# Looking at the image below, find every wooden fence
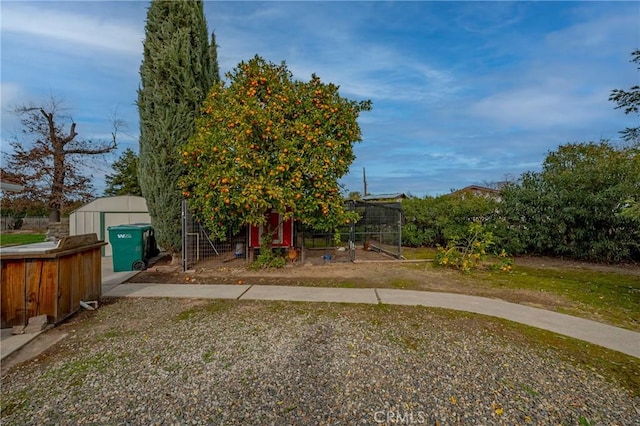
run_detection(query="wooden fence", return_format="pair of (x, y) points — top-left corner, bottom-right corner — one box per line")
(0, 234), (106, 328)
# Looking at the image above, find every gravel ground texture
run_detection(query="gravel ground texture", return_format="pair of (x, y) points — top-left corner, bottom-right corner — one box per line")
(2, 297), (639, 425)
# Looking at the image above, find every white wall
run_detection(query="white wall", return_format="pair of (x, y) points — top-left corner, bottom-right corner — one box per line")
(69, 196), (151, 256)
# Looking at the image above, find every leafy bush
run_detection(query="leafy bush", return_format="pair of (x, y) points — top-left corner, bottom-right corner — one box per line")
(402, 193), (500, 247)
(491, 250), (513, 272)
(501, 141), (640, 262)
(249, 247), (287, 269)
(403, 141), (639, 263)
(434, 222), (487, 272)
(434, 221), (514, 273)
(402, 223), (435, 247)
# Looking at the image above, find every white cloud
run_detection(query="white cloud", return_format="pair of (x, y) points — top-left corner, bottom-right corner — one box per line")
(468, 86), (610, 129)
(464, 6), (634, 132)
(453, 2), (525, 35)
(544, 8), (639, 53)
(209, 2), (460, 104)
(0, 82), (24, 111)
(0, 82), (27, 143)
(1, 3), (143, 56)
(284, 47), (458, 105)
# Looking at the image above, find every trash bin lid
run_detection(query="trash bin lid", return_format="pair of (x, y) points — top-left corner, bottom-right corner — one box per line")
(107, 223), (153, 231)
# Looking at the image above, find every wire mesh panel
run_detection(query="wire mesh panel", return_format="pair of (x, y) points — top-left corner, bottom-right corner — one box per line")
(349, 200), (403, 259)
(301, 200), (403, 261)
(181, 200), (246, 271)
(297, 223), (352, 263)
(299, 226), (351, 249)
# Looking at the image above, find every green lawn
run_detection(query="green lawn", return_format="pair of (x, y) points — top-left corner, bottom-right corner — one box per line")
(402, 246), (438, 259)
(0, 233), (46, 247)
(401, 247), (639, 330)
(469, 263), (640, 330)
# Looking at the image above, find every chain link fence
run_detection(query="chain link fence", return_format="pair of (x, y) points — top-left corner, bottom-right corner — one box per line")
(1, 216), (50, 231)
(181, 200), (246, 271)
(348, 200), (403, 260)
(297, 200), (403, 262)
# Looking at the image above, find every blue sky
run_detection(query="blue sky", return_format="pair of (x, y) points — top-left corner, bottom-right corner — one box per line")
(1, 1), (638, 197)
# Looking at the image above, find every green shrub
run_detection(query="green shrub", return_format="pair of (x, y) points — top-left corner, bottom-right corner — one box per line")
(249, 247), (287, 269)
(434, 221), (513, 273)
(402, 193), (501, 247)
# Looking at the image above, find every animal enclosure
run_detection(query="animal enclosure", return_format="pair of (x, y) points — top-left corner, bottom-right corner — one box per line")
(181, 199), (404, 271)
(347, 200), (404, 260)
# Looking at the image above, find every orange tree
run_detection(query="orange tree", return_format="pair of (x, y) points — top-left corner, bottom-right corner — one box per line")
(180, 56), (371, 241)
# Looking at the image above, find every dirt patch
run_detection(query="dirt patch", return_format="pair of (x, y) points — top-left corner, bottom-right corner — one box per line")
(130, 247), (401, 286)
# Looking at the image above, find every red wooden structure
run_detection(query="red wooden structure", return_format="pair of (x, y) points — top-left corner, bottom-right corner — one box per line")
(249, 211), (294, 249)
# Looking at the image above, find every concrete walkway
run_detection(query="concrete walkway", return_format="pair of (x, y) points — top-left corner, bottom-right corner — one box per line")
(104, 283), (640, 358)
(3, 256), (638, 363)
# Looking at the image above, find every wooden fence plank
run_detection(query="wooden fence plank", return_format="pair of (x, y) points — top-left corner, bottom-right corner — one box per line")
(24, 259), (59, 323)
(57, 257), (71, 322)
(1, 261), (26, 327)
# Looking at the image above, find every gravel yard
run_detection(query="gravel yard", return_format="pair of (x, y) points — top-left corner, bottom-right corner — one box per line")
(2, 297), (638, 425)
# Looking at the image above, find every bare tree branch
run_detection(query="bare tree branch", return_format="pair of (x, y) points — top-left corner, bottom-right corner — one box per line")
(65, 144), (116, 155)
(4, 98), (117, 222)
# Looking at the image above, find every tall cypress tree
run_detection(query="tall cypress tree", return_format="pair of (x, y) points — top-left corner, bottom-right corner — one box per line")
(209, 31), (221, 83)
(137, 0), (219, 262)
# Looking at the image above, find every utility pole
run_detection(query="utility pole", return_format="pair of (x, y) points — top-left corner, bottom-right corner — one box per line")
(363, 167), (368, 196)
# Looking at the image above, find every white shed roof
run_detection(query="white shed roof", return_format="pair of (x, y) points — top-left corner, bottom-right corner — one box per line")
(0, 181), (24, 192)
(73, 195), (149, 213)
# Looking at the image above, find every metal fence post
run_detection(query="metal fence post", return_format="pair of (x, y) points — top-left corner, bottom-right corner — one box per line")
(181, 200), (187, 272)
(398, 209), (403, 258)
(349, 200), (356, 261)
